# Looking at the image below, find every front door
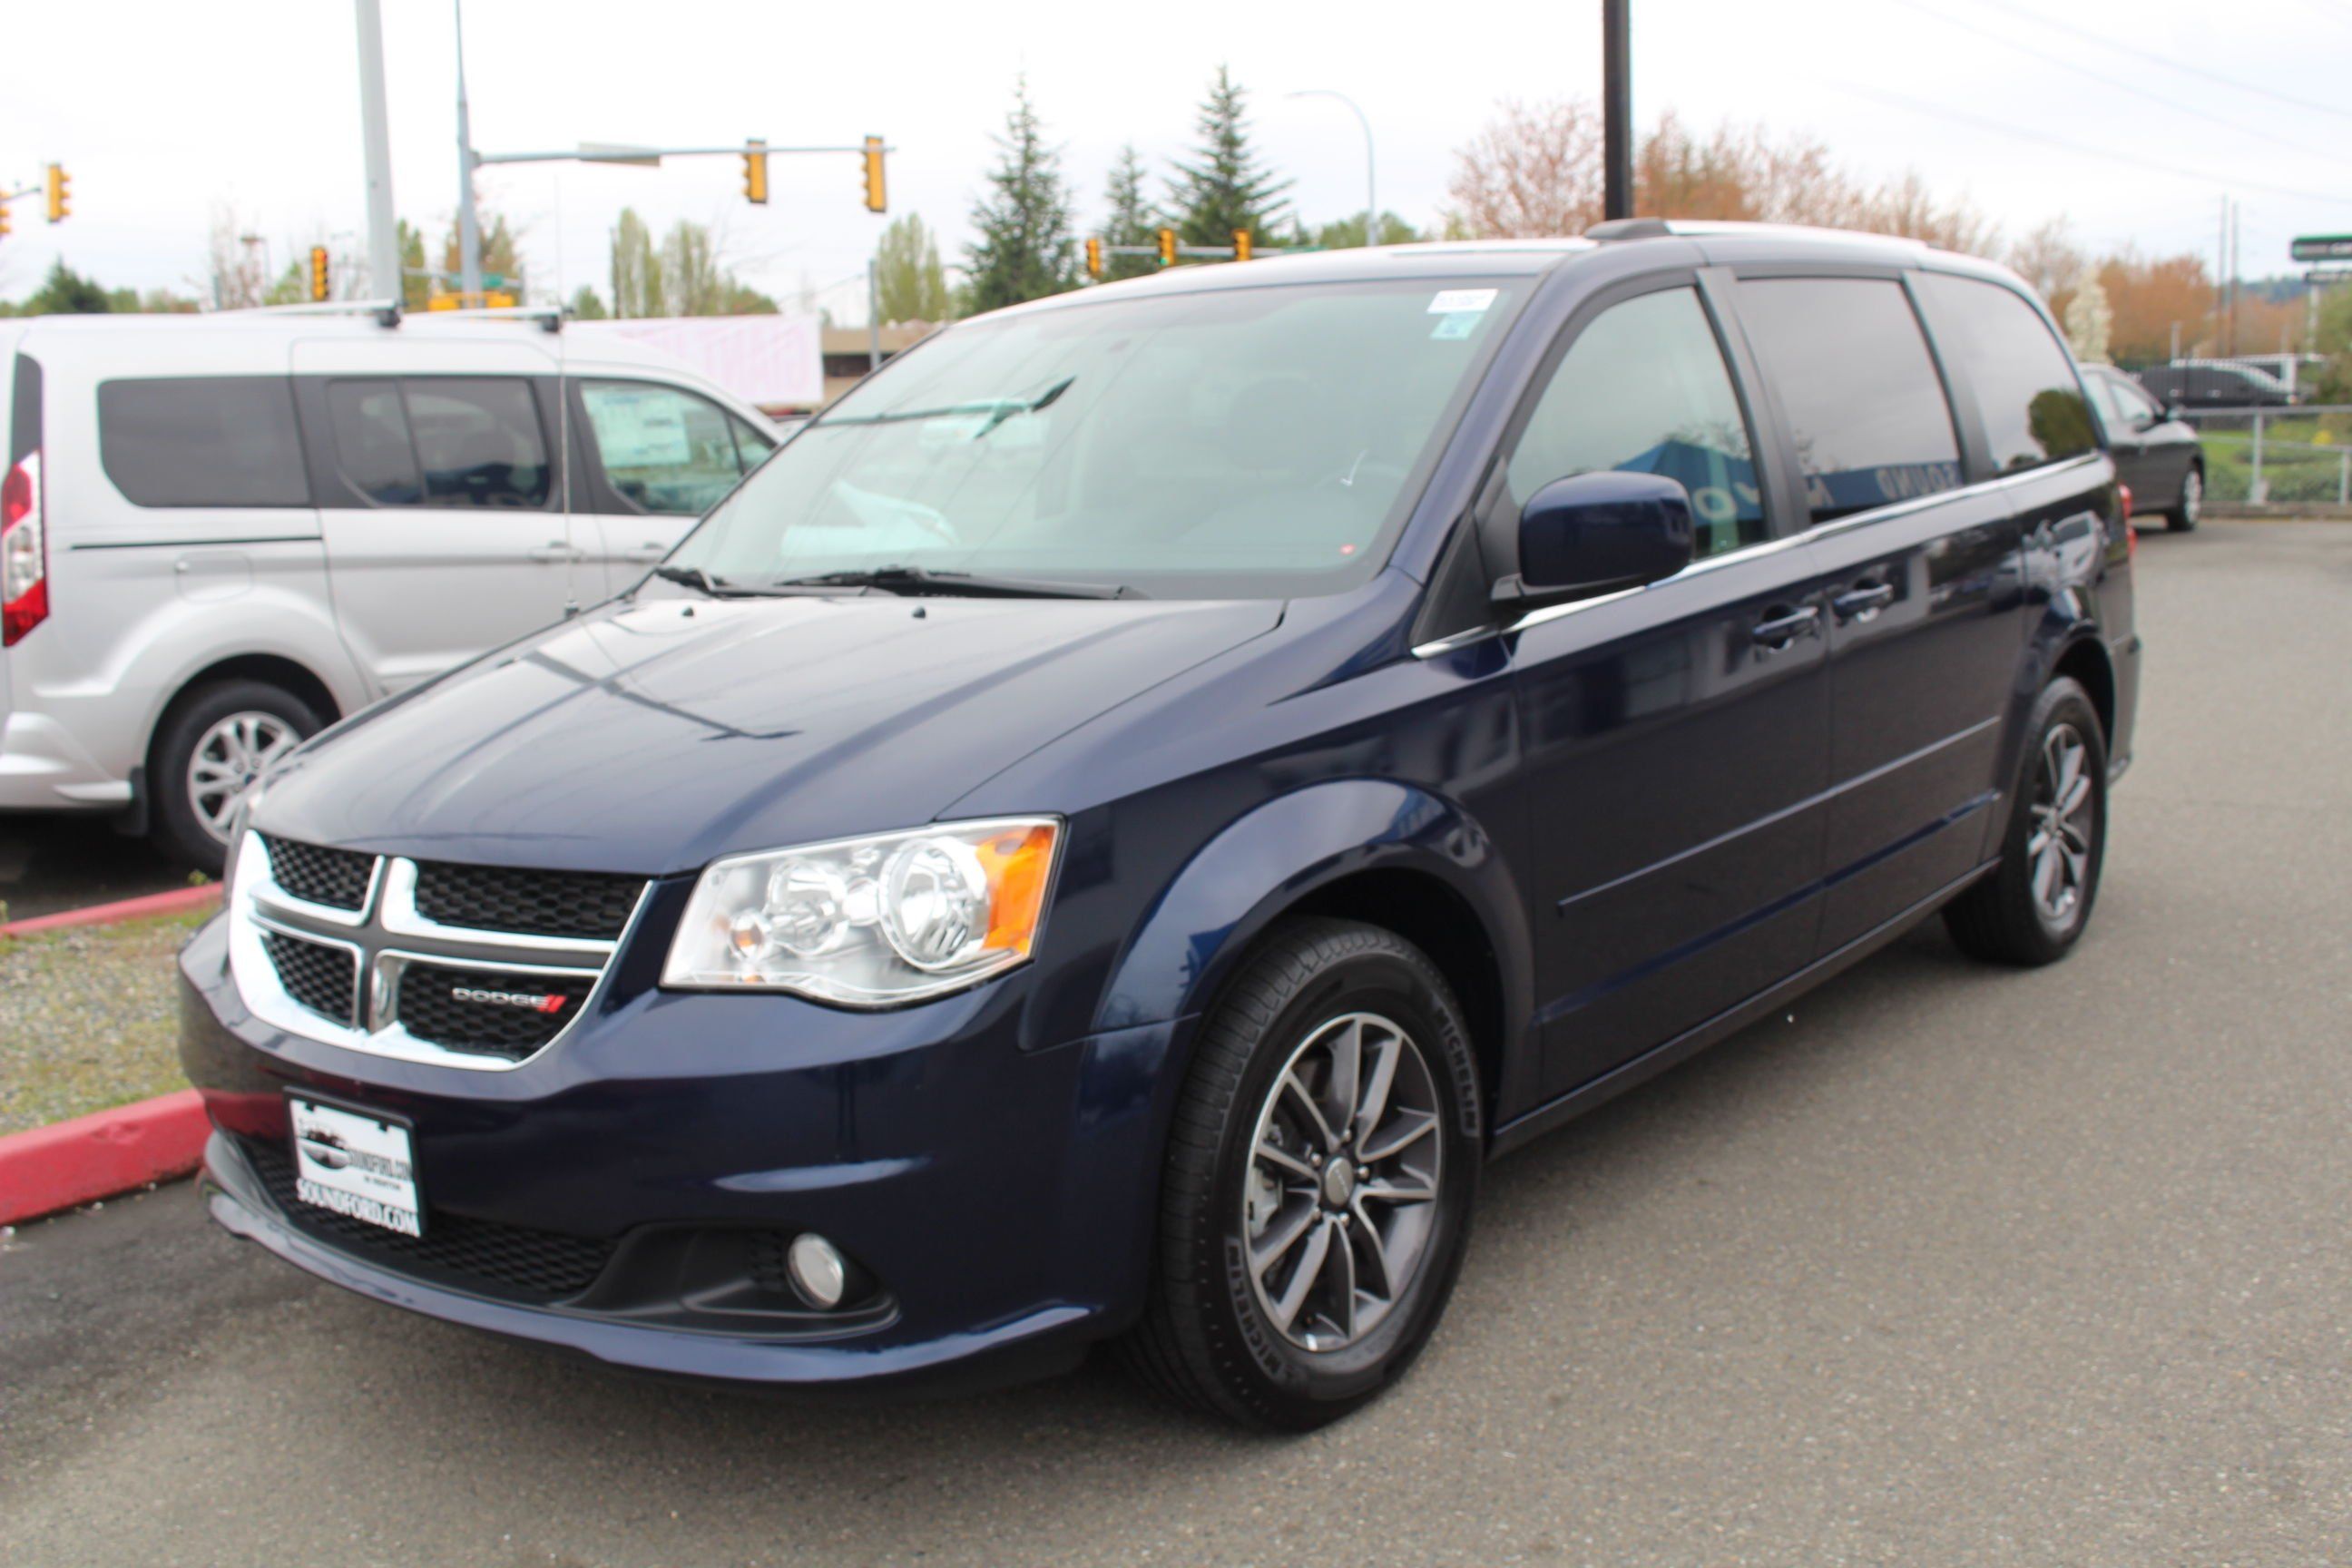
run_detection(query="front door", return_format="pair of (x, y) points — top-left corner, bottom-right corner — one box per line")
(1500, 281), (1835, 1095)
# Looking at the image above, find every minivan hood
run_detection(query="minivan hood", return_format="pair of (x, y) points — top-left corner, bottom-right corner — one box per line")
(260, 593), (1283, 873)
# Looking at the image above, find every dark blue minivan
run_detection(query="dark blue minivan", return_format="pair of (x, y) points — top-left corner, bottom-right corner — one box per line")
(181, 222), (2140, 1428)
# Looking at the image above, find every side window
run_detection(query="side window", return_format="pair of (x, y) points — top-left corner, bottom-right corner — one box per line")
(1735, 278), (1962, 524)
(581, 381), (750, 514)
(733, 417), (778, 470)
(97, 377), (310, 508)
(2112, 379), (2161, 425)
(1507, 287), (1765, 558)
(325, 380), (424, 505)
(405, 379), (549, 508)
(1915, 273), (2097, 473)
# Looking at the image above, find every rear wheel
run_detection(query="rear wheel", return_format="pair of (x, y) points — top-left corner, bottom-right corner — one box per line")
(1944, 676), (2107, 966)
(1121, 918), (1481, 1429)
(150, 680), (320, 874)
(2168, 465), (2201, 532)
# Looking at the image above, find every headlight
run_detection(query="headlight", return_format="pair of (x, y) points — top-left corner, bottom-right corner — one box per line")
(220, 783), (268, 892)
(662, 818), (1061, 1006)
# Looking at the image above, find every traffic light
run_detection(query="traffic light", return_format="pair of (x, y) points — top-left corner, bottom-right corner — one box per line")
(0, 202), (11, 240)
(308, 245), (330, 303)
(1084, 237), (1102, 279)
(1232, 228), (1251, 262)
(1156, 227), (1177, 266)
(862, 136), (887, 213)
(742, 139), (769, 205)
(44, 164), (69, 224)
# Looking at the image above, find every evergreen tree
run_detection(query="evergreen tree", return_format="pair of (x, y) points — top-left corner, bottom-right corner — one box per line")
(964, 77), (1078, 313)
(566, 284), (609, 319)
(1309, 211), (1421, 250)
(1099, 145), (1158, 282)
(1167, 65), (1292, 250)
(24, 260), (112, 314)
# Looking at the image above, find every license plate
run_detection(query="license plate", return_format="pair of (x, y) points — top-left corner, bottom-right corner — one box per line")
(288, 1096), (423, 1238)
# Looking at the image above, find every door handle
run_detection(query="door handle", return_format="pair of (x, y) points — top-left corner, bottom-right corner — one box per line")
(527, 542), (587, 563)
(1749, 605), (1820, 650)
(1831, 583), (1896, 622)
(620, 542), (667, 563)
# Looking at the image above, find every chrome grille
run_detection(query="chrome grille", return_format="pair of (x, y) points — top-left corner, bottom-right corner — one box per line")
(229, 836), (647, 1070)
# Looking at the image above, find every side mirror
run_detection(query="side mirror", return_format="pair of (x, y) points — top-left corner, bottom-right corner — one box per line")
(1501, 470), (1695, 611)
(2162, 404), (2188, 424)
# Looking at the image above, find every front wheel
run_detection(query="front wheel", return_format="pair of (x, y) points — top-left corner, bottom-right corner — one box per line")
(1944, 676), (2108, 966)
(1121, 918), (1482, 1429)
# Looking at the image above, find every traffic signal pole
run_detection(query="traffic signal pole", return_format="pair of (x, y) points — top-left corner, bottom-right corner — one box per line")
(1602, 0), (1632, 221)
(454, 0), (483, 297)
(354, 0), (400, 298)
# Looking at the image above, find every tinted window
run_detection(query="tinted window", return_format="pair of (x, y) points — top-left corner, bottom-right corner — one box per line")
(733, 417), (777, 468)
(98, 377), (310, 508)
(326, 380), (424, 505)
(1509, 287), (1763, 557)
(1916, 275), (2095, 473)
(406, 379), (548, 508)
(581, 381), (748, 515)
(1735, 279), (1961, 524)
(2110, 377), (2160, 424)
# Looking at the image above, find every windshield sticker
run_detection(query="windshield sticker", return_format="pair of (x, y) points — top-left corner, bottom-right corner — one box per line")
(1430, 312), (1482, 341)
(1426, 289), (1497, 315)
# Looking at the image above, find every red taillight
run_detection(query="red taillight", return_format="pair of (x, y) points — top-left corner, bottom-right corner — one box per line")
(1, 451), (45, 647)
(2118, 483), (2132, 524)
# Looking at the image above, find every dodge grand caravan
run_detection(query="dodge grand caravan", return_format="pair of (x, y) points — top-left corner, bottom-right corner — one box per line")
(0, 309), (778, 870)
(181, 224), (2140, 1429)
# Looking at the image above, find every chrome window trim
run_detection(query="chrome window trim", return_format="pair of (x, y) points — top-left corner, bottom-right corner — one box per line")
(1412, 452), (2105, 659)
(227, 835), (653, 1073)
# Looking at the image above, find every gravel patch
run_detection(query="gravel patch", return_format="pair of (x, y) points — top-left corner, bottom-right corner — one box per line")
(0, 912), (210, 1137)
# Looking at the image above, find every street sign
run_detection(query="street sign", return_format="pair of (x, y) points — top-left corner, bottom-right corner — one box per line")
(2289, 234), (2352, 263)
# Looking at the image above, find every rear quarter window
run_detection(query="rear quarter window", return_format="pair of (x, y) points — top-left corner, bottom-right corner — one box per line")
(98, 377), (310, 508)
(1914, 274), (2097, 474)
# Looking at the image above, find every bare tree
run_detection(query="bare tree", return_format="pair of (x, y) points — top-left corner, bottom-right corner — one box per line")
(1445, 99), (1606, 239)
(208, 206), (271, 310)
(2008, 217), (2086, 318)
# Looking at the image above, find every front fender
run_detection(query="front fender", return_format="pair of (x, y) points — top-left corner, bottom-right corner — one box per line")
(1092, 778), (1534, 1093)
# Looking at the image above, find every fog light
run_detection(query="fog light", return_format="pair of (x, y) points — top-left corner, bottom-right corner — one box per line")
(787, 1233), (848, 1310)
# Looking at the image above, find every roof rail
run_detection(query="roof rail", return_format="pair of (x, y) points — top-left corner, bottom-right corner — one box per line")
(1584, 218), (1673, 240)
(430, 303), (565, 333)
(236, 298), (404, 328)
(1584, 218), (1931, 248)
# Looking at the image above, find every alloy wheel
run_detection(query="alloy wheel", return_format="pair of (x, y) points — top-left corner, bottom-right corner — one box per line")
(2180, 468), (2202, 524)
(1241, 1011), (1445, 1352)
(187, 710), (298, 843)
(2026, 721), (2095, 930)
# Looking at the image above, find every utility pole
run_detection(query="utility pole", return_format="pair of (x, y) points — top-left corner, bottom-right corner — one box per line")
(2215, 196), (2228, 358)
(454, 0), (484, 299)
(1602, 0), (1632, 221)
(867, 259), (881, 373)
(355, 0), (399, 299)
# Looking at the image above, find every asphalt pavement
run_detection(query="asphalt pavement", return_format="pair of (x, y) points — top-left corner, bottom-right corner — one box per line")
(3, 518), (2347, 1567)
(0, 812), (187, 923)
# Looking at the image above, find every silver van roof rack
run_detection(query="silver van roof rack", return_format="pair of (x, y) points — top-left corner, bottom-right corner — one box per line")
(230, 299), (566, 333)
(238, 298), (405, 328)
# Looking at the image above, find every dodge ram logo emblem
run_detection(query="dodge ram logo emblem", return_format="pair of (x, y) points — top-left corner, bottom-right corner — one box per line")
(450, 985), (567, 1014)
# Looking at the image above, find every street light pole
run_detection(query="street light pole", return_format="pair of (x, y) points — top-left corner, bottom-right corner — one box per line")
(1286, 90), (1375, 245)
(1602, 0), (1632, 221)
(454, 0), (483, 298)
(354, 0), (399, 299)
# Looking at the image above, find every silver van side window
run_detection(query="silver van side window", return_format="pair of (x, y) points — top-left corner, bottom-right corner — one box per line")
(98, 377), (310, 508)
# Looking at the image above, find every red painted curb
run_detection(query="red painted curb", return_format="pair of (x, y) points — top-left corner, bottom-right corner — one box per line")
(0, 1089), (211, 1227)
(0, 882), (222, 939)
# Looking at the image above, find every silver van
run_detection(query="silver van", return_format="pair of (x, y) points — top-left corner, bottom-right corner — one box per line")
(0, 309), (779, 869)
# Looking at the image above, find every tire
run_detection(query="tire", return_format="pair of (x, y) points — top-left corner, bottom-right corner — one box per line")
(1120, 917), (1483, 1430)
(1944, 676), (2108, 966)
(2167, 464), (2201, 532)
(150, 679), (321, 874)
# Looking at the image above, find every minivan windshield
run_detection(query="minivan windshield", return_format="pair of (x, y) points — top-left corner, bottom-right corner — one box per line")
(666, 278), (1522, 598)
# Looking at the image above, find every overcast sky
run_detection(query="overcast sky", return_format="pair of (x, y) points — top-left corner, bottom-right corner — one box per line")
(4, 0), (2348, 316)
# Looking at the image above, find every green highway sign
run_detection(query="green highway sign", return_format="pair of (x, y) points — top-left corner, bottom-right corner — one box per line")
(2290, 235), (2352, 262)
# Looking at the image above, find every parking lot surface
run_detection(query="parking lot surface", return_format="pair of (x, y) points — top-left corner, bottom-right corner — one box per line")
(0, 814), (185, 923)
(3, 520), (2347, 1567)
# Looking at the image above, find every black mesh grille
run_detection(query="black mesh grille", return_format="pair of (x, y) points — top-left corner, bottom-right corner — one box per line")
(243, 1139), (616, 1302)
(412, 860), (644, 941)
(264, 932), (358, 1025)
(396, 962), (595, 1059)
(263, 837), (375, 911)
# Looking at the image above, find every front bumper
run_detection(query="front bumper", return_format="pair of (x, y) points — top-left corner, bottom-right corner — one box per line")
(0, 710), (132, 809)
(179, 912), (1186, 1391)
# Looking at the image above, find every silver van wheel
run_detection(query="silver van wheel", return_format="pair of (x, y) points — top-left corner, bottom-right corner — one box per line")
(1242, 1011), (1445, 1352)
(186, 711), (298, 843)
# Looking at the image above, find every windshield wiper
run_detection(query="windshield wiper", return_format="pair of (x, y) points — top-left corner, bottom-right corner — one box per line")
(815, 376), (1075, 438)
(647, 564), (818, 599)
(769, 564), (1134, 601)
